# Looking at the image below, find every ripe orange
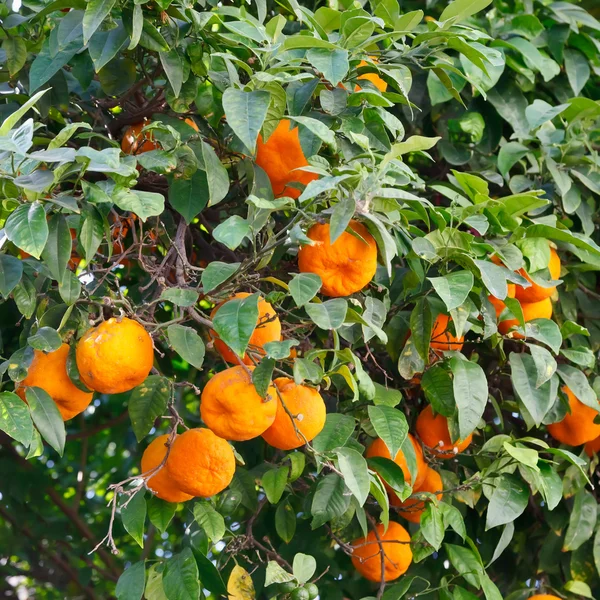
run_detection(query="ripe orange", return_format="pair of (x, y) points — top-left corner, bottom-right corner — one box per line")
(141, 435), (193, 503)
(166, 428), (236, 497)
(356, 58), (387, 92)
(430, 313), (464, 352)
(76, 317), (154, 394)
(547, 386), (600, 447)
(585, 435), (600, 457)
(497, 297), (552, 338)
(255, 119), (319, 199)
(528, 596), (562, 600)
(515, 247), (561, 303)
(415, 404), (472, 458)
(15, 343), (93, 421)
(366, 433), (427, 490)
(351, 522), (412, 582)
(488, 283), (516, 317)
(297, 220), (378, 297)
(210, 292), (281, 365)
(261, 378), (326, 450)
(200, 365), (277, 441)
(392, 466), (443, 523)
(121, 121), (160, 155)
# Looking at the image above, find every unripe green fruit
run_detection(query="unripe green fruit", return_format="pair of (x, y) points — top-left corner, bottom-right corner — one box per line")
(279, 582), (297, 593)
(304, 583), (319, 599)
(291, 588), (310, 600)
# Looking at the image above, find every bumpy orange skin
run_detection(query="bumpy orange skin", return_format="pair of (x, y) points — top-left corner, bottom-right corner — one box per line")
(167, 428), (235, 497)
(366, 433), (427, 490)
(210, 292), (281, 365)
(15, 344), (93, 421)
(76, 317), (154, 394)
(255, 119), (319, 199)
(141, 435), (193, 503)
(547, 386), (600, 447)
(430, 313), (464, 352)
(497, 297), (553, 338)
(393, 467), (443, 523)
(585, 435), (600, 457)
(356, 58), (388, 92)
(121, 121), (160, 155)
(298, 220), (378, 297)
(261, 378), (326, 450)
(514, 247), (561, 303)
(351, 522), (413, 582)
(416, 405), (472, 459)
(200, 365), (277, 441)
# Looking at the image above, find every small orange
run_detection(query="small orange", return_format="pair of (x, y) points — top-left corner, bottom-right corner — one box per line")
(166, 428), (236, 497)
(15, 343), (93, 421)
(415, 404), (472, 458)
(366, 433), (427, 490)
(351, 522), (413, 582)
(261, 378), (326, 450)
(514, 246), (561, 303)
(210, 292), (281, 365)
(547, 386), (600, 447)
(356, 58), (388, 93)
(298, 220), (378, 297)
(255, 119), (319, 199)
(200, 365), (277, 441)
(497, 298), (553, 338)
(488, 283), (516, 317)
(392, 466), (443, 523)
(141, 435), (193, 503)
(585, 435), (600, 457)
(430, 313), (464, 352)
(76, 317), (154, 394)
(121, 121), (160, 155)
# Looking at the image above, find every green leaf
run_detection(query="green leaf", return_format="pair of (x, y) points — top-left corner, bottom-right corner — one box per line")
(536, 462), (562, 511)
(556, 364), (600, 410)
(196, 141), (229, 207)
(564, 49), (590, 96)
(3, 37), (27, 76)
(167, 325), (205, 370)
(421, 504), (444, 550)
(487, 80), (529, 136)
(305, 299), (347, 330)
(445, 544), (483, 588)
(0, 391), (34, 446)
(160, 289), (199, 308)
(212, 292), (259, 359)
(89, 21), (128, 71)
(288, 273), (322, 307)
(524, 319), (562, 355)
(312, 413), (355, 454)
(222, 88), (270, 153)
(147, 497), (178, 534)
(193, 501), (225, 542)
(25, 387), (65, 456)
(213, 215), (250, 251)
(80, 206), (104, 263)
(372, 382), (403, 408)
(159, 50), (184, 97)
(367, 406), (408, 461)
(564, 581), (593, 599)
(193, 549), (227, 597)
(265, 561), (294, 586)
(0, 255), (23, 298)
(41, 214), (72, 284)
(497, 142), (529, 179)
(421, 365), (455, 417)
(114, 190), (164, 223)
(440, 0), (492, 22)
(383, 136), (441, 165)
(367, 457), (405, 495)
(162, 548), (200, 600)
(306, 48), (349, 87)
(275, 500), (296, 543)
(128, 376), (170, 442)
(121, 490), (146, 548)
(252, 357), (275, 398)
(262, 467), (288, 504)
(593, 528), (600, 579)
(83, 0), (117, 43)
(311, 474), (351, 528)
(59, 272), (82, 306)
(525, 99), (569, 130)
(0, 89), (50, 136)
(487, 522), (514, 566)
(485, 473), (529, 530)
(263, 340), (298, 360)
(5, 202), (49, 259)
(27, 327), (62, 352)
(201, 262), (240, 293)
(292, 554), (316, 585)
(336, 447), (369, 506)
(13, 277), (37, 319)
(409, 298), (432, 361)
(429, 271), (474, 311)
(168, 173), (208, 225)
(528, 343), (557, 388)
(450, 358), (487, 440)
(116, 561), (146, 600)
(563, 490), (597, 552)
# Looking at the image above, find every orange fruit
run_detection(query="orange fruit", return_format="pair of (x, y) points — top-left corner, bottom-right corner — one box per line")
(415, 404), (472, 458)
(261, 378), (326, 450)
(356, 58), (388, 93)
(585, 435), (600, 457)
(121, 121), (160, 155)
(515, 247), (561, 303)
(15, 343), (93, 421)
(366, 433), (427, 490)
(298, 220), (378, 297)
(488, 283), (516, 317)
(528, 596), (562, 600)
(76, 317), (154, 394)
(210, 292), (281, 365)
(392, 467), (443, 523)
(141, 435), (193, 503)
(430, 313), (464, 352)
(351, 521), (413, 582)
(547, 386), (600, 447)
(497, 297), (553, 338)
(166, 428), (236, 497)
(255, 119), (319, 199)
(200, 365), (277, 441)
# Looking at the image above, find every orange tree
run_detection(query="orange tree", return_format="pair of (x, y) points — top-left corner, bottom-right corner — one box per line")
(1, 0), (600, 599)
